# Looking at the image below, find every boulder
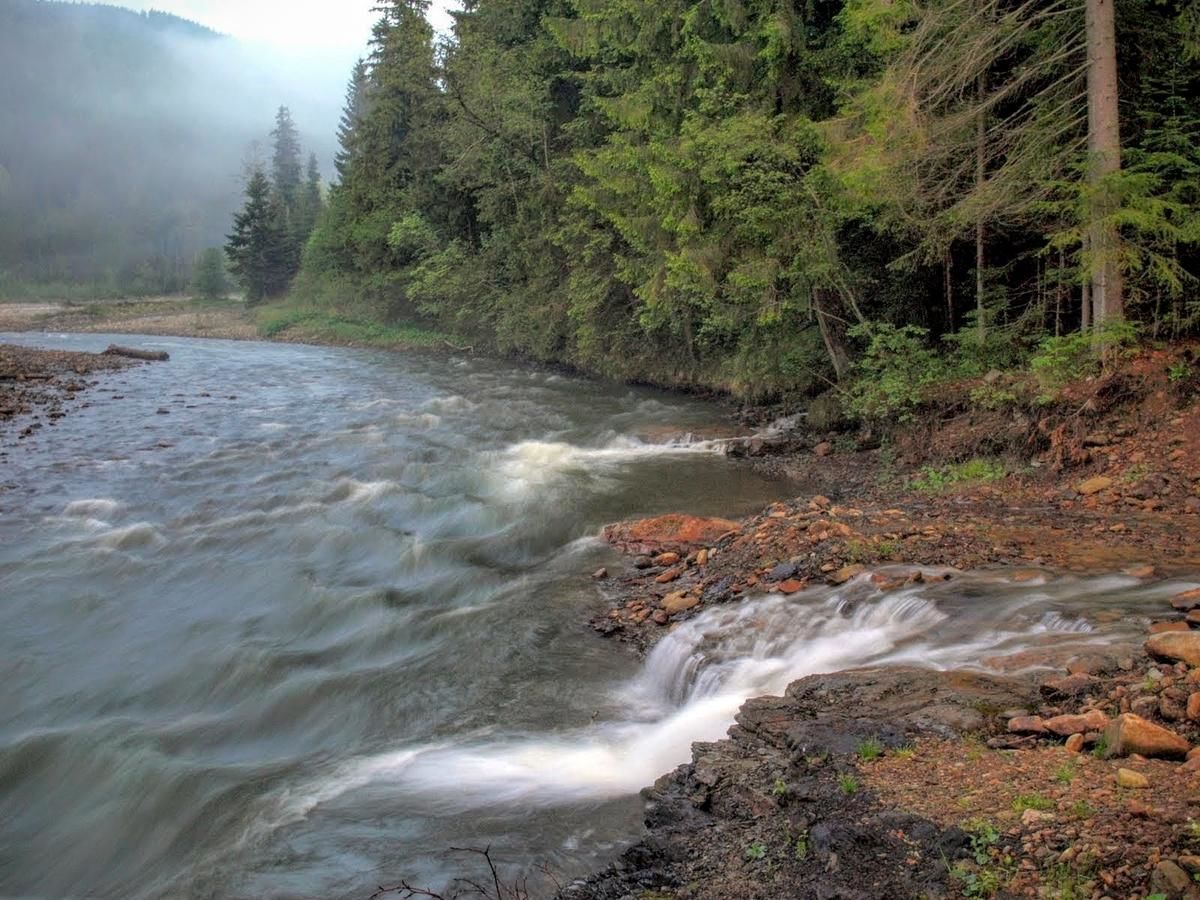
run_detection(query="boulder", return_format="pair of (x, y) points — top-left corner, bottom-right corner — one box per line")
(1147, 632), (1200, 667)
(602, 514), (740, 554)
(1150, 860), (1200, 900)
(1104, 713), (1191, 759)
(1007, 715), (1047, 734)
(1064, 733), (1085, 753)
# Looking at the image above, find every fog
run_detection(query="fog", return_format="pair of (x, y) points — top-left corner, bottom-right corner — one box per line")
(0, 1), (365, 291)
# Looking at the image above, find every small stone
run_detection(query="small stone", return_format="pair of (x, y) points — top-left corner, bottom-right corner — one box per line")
(695, 548), (709, 567)
(653, 552), (681, 567)
(813, 441), (833, 457)
(1188, 610), (1200, 627)
(592, 567), (608, 580)
(655, 566), (684, 584)
(779, 578), (804, 595)
(1171, 587), (1200, 611)
(828, 564), (866, 585)
(1021, 808), (1054, 826)
(1065, 733), (1085, 753)
(1077, 476), (1114, 495)
(1189, 693), (1200, 721)
(634, 556), (653, 569)
(1179, 855), (1200, 875)
(1040, 673), (1097, 699)
(661, 592), (699, 615)
(651, 610), (670, 626)
(1117, 768), (1149, 789)
(1125, 564), (1156, 578)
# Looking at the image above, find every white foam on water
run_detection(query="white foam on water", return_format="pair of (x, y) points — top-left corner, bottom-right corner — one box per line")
(94, 522), (164, 551)
(492, 437), (716, 500)
(63, 498), (123, 518)
(279, 583), (1100, 819)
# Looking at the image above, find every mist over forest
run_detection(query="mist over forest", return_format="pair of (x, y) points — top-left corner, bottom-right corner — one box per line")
(0, 0), (347, 295)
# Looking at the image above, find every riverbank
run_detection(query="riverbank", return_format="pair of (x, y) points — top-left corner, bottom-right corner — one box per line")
(0, 343), (137, 446)
(570, 350), (1200, 899)
(0, 297), (458, 352)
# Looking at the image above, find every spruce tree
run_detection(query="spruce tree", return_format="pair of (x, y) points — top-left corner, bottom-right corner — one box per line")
(270, 106), (302, 208)
(225, 168), (289, 303)
(334, 59), (370, 183)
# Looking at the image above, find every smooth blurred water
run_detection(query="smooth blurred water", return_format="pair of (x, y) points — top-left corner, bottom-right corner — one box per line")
(0, 333), (1189, 900)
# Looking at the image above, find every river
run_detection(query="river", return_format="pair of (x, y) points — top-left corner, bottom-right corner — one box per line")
(0, 333), (1184, 899)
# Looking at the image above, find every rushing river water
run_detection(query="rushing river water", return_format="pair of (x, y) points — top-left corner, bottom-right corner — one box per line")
(0, 332), (1193, 900)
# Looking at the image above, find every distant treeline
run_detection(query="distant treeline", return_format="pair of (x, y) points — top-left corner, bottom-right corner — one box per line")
(281, 0), (1199, 399)
(0, 0), (333, 298)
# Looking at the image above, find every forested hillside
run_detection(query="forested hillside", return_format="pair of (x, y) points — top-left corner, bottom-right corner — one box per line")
(296, 0), (1199, 400)
(0, 0), (336, 296)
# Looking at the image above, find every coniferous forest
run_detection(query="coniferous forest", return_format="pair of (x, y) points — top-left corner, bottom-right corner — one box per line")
(279, 0), (1199, 401)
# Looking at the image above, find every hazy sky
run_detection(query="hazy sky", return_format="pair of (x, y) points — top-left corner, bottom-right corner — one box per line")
(121, 1), (458, 50)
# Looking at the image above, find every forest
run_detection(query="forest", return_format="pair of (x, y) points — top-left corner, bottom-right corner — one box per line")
(270, 0), (1199, 402)
(0, 0), (338, 298)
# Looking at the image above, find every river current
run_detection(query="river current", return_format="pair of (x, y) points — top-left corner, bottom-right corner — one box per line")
(0, 333), (1191, 899)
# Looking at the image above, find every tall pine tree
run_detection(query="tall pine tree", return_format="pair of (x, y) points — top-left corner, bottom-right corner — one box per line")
(225, 168), (290, 303)
(270, 106), (303, 208)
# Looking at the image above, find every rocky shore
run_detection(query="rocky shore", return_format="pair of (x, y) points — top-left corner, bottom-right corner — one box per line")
(0, 343), (136, 443)
(568, 350), (1200, 899)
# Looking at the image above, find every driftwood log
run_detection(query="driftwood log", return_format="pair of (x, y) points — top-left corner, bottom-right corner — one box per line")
(102, 344), (170, 362)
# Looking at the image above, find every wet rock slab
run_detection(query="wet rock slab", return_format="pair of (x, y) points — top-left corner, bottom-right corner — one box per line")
(558, 667), (1034, 900)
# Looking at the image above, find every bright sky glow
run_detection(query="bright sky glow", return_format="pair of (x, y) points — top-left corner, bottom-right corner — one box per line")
(120, 1), (458, 50)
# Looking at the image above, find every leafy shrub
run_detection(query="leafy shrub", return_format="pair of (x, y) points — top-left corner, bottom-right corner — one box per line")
(1030, 320), (1139, 393)
(846, 323), (946, 424)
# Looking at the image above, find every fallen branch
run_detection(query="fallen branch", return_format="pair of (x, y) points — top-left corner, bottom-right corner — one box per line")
(102, 344), (169, 362)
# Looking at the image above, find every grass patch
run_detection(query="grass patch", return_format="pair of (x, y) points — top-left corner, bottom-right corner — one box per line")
(910, 457), (1007, 494)
(256, 303), (454, 349)
(838, 774), (859, 795)
(1011, 793), (1053, 813)
(856, 738), (885, 761)
(1054, 761), (1077, 785)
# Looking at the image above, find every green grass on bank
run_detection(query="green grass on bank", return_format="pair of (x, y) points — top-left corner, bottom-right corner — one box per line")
(255, 303), (456, 350)
(909, 458), (1009, 494)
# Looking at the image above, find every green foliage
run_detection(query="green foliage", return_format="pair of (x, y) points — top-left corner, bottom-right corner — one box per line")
(838, 774), (859, 795)
(744, 841), (767, 861)
(856, 738), (884, 761)
(846, 324), (945, 424)
(910, 459), (1006, 494)
(1010, 793), (1052, 813)
(1091, 736), (1110, 759)
(1030, 320), (1140, 392)
(256, 303), (451, 348)
(1053, 761), (1077, 785)
(190, 248), (228, 300)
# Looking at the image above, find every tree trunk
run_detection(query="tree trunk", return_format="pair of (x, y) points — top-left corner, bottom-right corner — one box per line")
(813, 288), (850, 382)
(975, 75), (987, 342)
(1085, 0), (1123, 326)
(944, 249), (954, 332)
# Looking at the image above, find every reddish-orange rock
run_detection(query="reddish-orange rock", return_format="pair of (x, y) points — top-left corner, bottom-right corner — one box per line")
(603, 514), (740, 554)
(1188, 693), (1200, 722)
(653, 551), (681, 567)
(1064, 733), (1086, 753)
(1147, 632), (1200, 667)
(1171, 587), (1200, 611)
(655, 566), (684, 584)
(1043, 710), (1109, 736)
(1008, 715), (1047, 734)
(1103, 713), (1191, 759)
(778, 579), (805, 595)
